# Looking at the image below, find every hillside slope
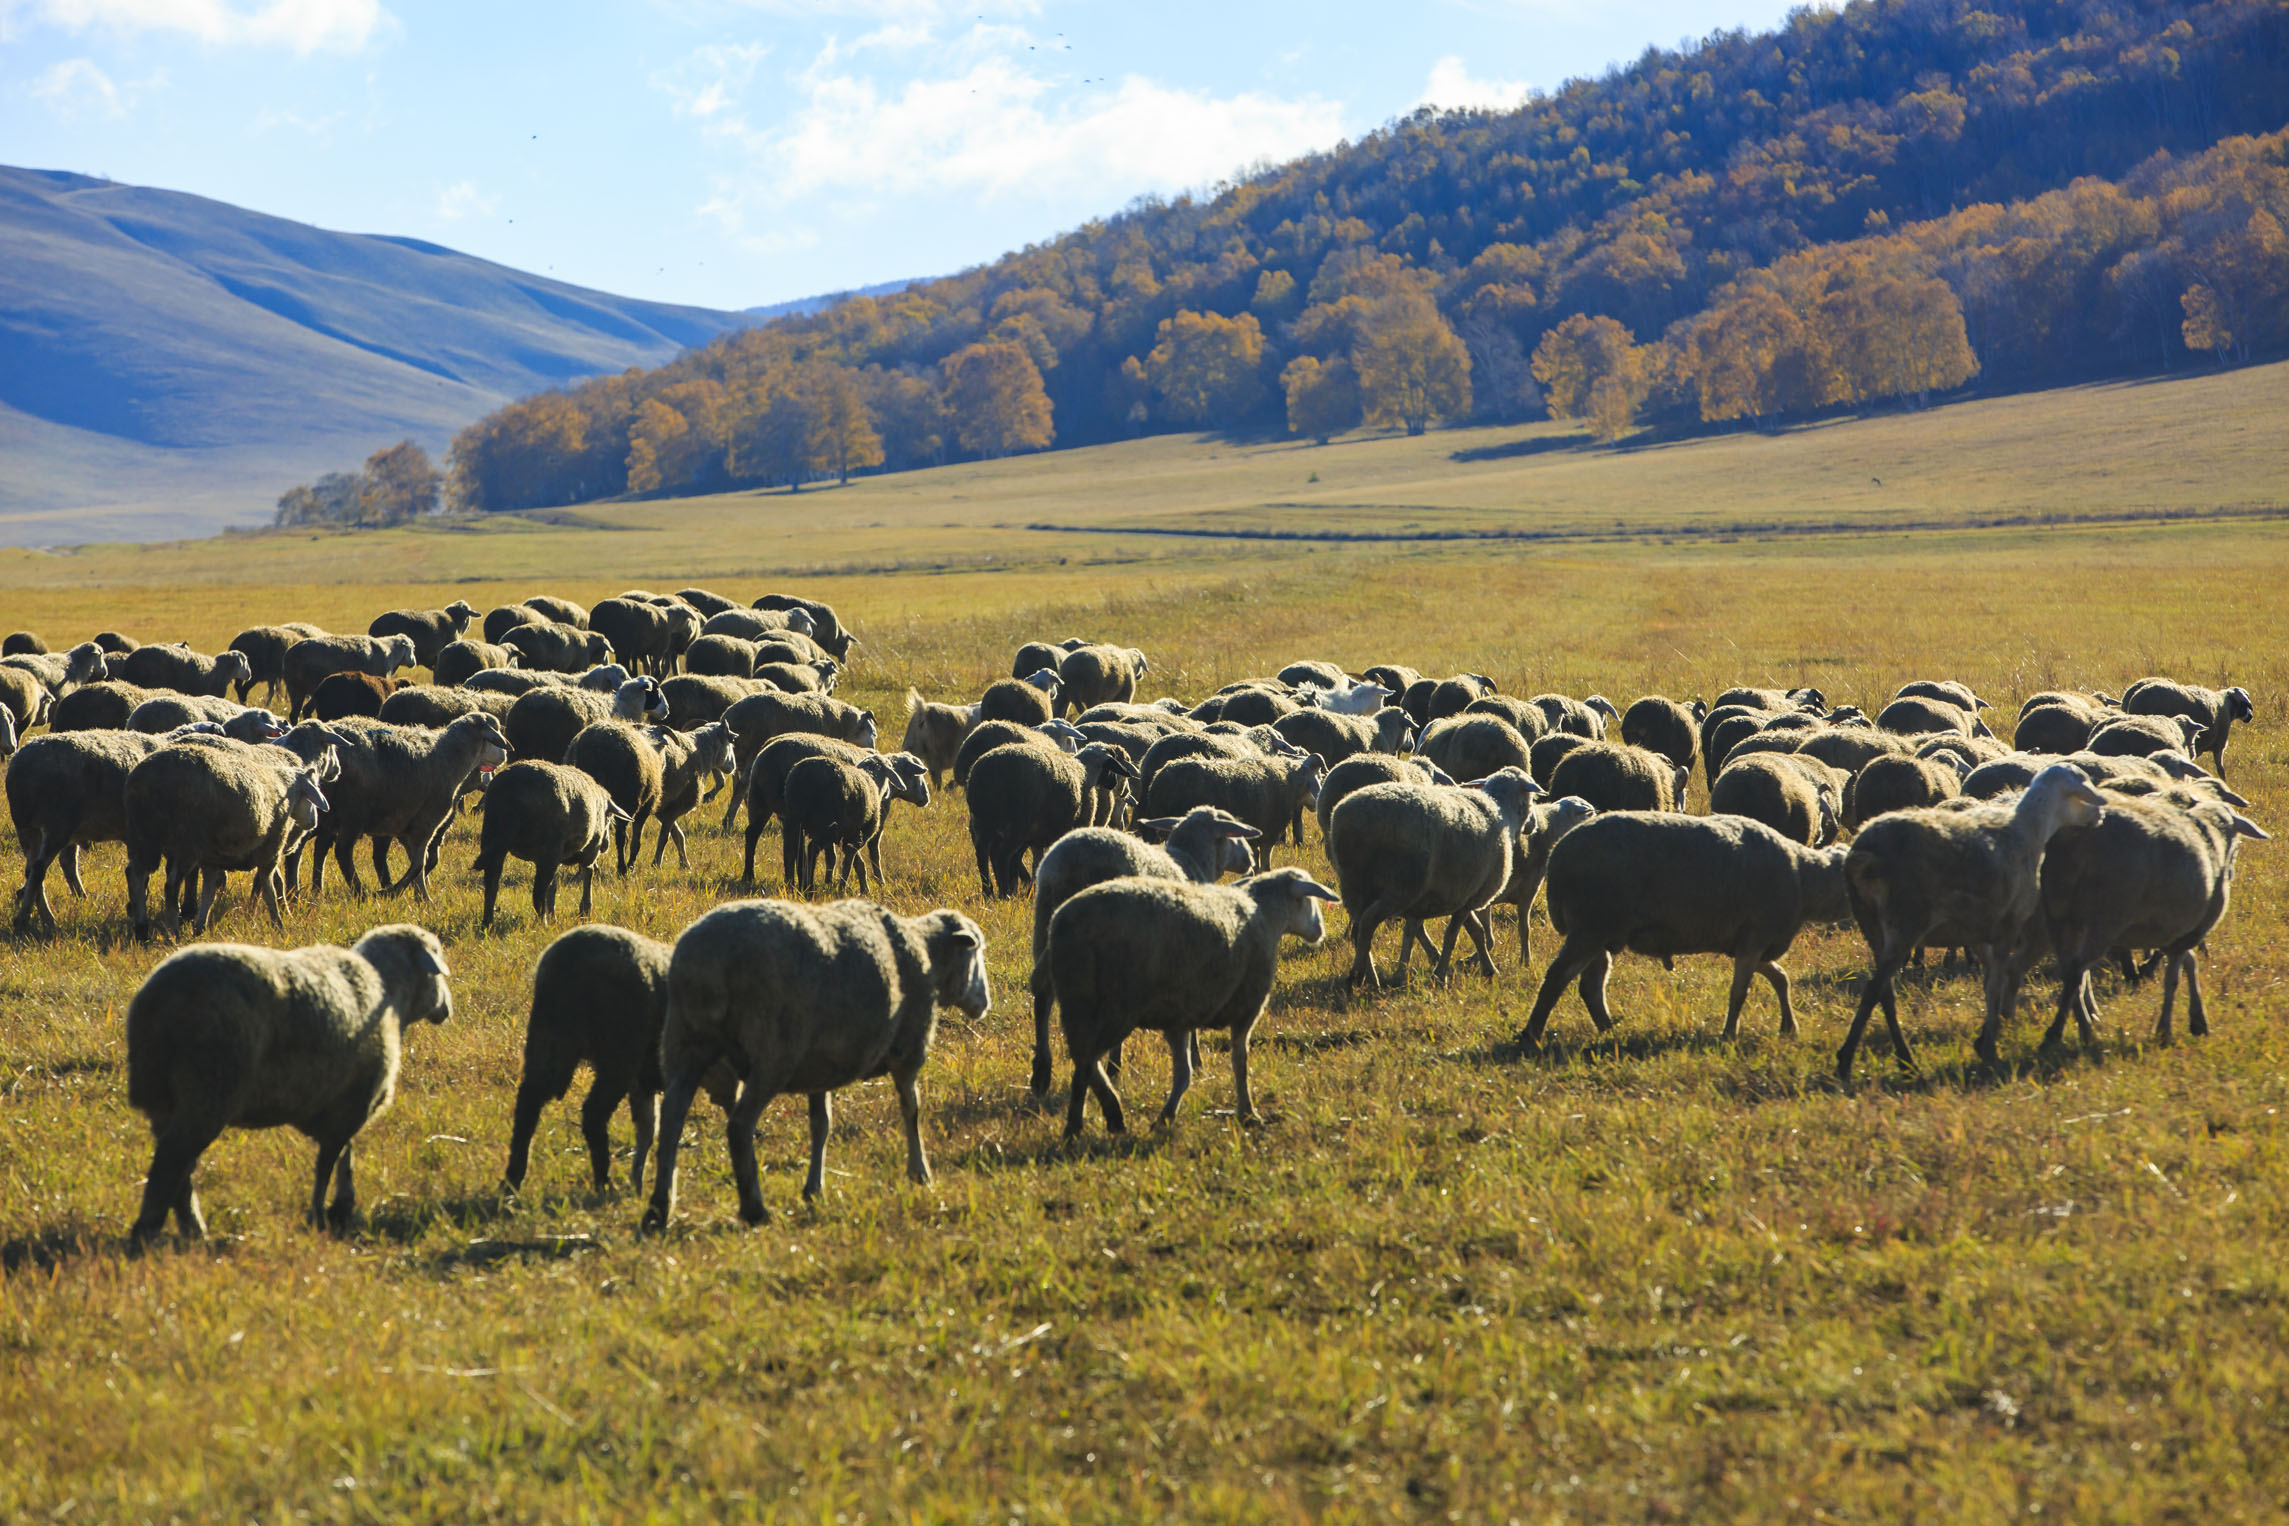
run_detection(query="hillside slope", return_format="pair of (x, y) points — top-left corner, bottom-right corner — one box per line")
(0, 166), (756, 542)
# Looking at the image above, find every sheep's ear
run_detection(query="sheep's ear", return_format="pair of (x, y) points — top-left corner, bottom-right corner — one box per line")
(945, 923), (981, 950)
(2232, 814), (2270, 840)
(418, 946), (450, 977)
(1224, 822), (1262, 840)
(1294, 876), (1341, 901)
(1137, 816), (1181, 834)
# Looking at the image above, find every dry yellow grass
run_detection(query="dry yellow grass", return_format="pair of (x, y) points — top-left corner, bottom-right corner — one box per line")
(2, 367), (2287, 1519)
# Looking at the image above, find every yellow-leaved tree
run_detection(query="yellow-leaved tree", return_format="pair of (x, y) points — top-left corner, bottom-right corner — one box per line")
(1141, 310), (1265, 426)
(1280, 355), (1361, 444)
(1351, 292), (1471, 435)
(1531, 314), (1652, 443)
(941, 342), (1054, 458)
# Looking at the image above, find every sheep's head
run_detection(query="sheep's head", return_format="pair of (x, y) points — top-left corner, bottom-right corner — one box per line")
(2029, 763), (2107, 830)
(1289, 752), (1327, 807)
(287, 767), (331, 833)
(357, 925), (454, 1027)
(580, 663), (629, 691)
(923, 911), (991, 1019)
(379, 634), (417, 672)
(462, 713), (512, 773)
(62, 642), (106, 685)
(1021, 666), (1060, 696)
(852, 709), (880, 750)
(1076, 743), (1137, 788)
(1039, 719), (1086, 753)
(0, 707), (15, 758)
(1469, 766), (1545, 827)
(446, 600), (479, 624)
(1245, 866), (1339, 946)
(785, 608), (817, 637)
(1374, 708), (1413, 753)
(884, 751), (934, 808)
(1790, 687), (1827, 710)
(1130, 649), (1150, 674)
(586, 633), (616, 664)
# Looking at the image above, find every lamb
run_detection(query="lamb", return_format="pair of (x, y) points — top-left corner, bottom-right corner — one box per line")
(1, 640), (105, 695)
(739, 736), (927, 886)
(1315, 754), (1454, 839)
(506, 676), (668, 764)
(124, 924), (451, 1241)
(2039, 794), (2267, 1050)
(2121, 679), (2253, 774)
(1272, 705), (1412, 768)
(1139, 751), (1323, 870)
(950, 717), (1084, 790)
(1491, 794), (1599, 963)
(1532, 693), (1620, 739)
(500, 620), (615, 676)
(1025, 806), (1261, 1094)
(1849, 752), (1965, 827)
(1057, 645), (1149, 714)
(718, 691), (882, 827)
(9, 727), (210, 932)
(1515, 813), (1852, 1049)
(1836, 762), (2108, 1078)
(522, 595), (591, 629)
(281, 633), (417, 720)
(122, 738), (334, 940)
(1709, 753), (1844, 846)
(641, 898), (986, 1229)
(589, 597), (702, 677)
(127, 694), (285, 742)
(504, 925), (677, 1194)
(781, 752), (928, 892)
(484, 603), (549, 643)
(377, 684), (519, 729)
(751, 593), (855, 661)
(0, 666), (52, 734)
(1620, 696), (1703, 784)
(967, 742), (1141, 896)
(226, 625), (316, 703)
(310, 671), (408, 721)
(1547, 741), (1684, 813)
(2086, 712), (2204, 760)
(432, 639), (523, 687)
(1419, 713), (1534, 783)
(1049, 868), (1337, 1137)
(367, 601), (479, 669)
(298, 713), (512, 900)
(117, 643), (254, 701)
(473, 760), (630, 929)
(1876, 695), (1983, 739)
(1327, 767), (1543, 985)
(979, 672), (1060, 726)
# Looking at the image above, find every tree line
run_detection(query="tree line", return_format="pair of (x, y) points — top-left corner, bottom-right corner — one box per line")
(274, 441), (443, 529)
(440, 0), (2289, 512)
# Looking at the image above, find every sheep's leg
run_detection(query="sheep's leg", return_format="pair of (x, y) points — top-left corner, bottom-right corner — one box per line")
(785, 821), (806, 891)
(610, 818), (630, 876)
(581, 1081), (625, 1192)
(628, 1088), (658, 1198)
(1838, 953), (1914, 1080)
(1459, 911), (1498, 978)
(1974, 939), (2027, 1064)
(1431, 914), (1469, 985)
(1517, 937), (1596, 1049)
(125, 857), (155, 943)
(60, 842), (85, 898)
(641, 1057), (716, 1233)
(2073, 967), (2103, 1047)
(802, 1092), (833, 1200)
(724, 1071), (779, 1226)
(369, 836), (392, 891)
(718, 765), (750, 830)
(1229, 1017), (1258, 1123)
(1105, 1039), (1124, 1085)
(1761, 962), (1798, 1039)
(2041, 955), (2088, 1050)
(325, 1141), (359, 1232)
(479, 855), (504, 931)
(504, 1066), (568, 1190)
(867, 835), (885, 885)
(309, 1138), (350, 1230)
(1068, 1051), (1125, 1138)
(742, 816), (767, 887)
(531, 859), (557, 920)
(256, 866), (287, 932)
(1578, 952), (1616, 1034)
(1719, 956), (1758, 1040)
(2182, 954), (2209, 1038)
(132, 1114), (222, 1244)
(626, 811), (652, 875)
(576, 862), (597, 918)
(2151, 953), (2182, 1043)
(1029, 972), (1057, 1097)
(332, 832), (367, 897)
(1156, 1029), (1194, 1127)
(171, 1173), (205, 1239)
(1345, 899), (1393, 988)
(895, 1068), (932, 1187)
(845, 844), (869, 894)
(194, 868), (227, 934)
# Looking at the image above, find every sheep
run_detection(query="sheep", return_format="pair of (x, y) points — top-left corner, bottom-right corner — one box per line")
(754, 659), (836, 694)
(1025, 806), (1261, 1094)
(2, 640), (105, 695)
(2121, 679), (2254, 775)
(1076, 701), (1194, 729)
(1427, 673), (1498, 721)
(589, 597), (701, 677)
(483, 602), (549, 643)
(2086, 712), (2204, 760)
(643, 722), (737, 870)
(1963, 749), (2223, 803)
(2012, 701), (2105, 754)
(1057, 645), (1149, 714)
(1362, 664), (1422, 701)
(298, 714), (512, 900)
(1917, 733), (2010, 771)
(1278, 660), (1348, 689)
(464, 667), (569, 697)
(1140, 751), (1324, 870)
(701, 607), (817, 645)
(117, 643), (253, 700)
(1876, 695), (1982, 739)
(1314, 755), (1453, 839)
(226, 626), (313, 704)
(367, 601), (479, 669)
(1714, 686), (1824, 713)
(2039, 795), (2267, 1050)
(1849, 752), (1965, 827)
(781, 752), (925, 892)
(1530, 732), (1592, 787)
(718, 691), (882, 827)
(1075, 718), (1165, 769)
(1795, 725), (1914, 776)
(1548, 741), (1683, 813)
(672, 587), (745, 618)
(507, 676), (668, 764)
(309, 671), (408, 721)
(522, 595), (591, 629)
(641, 898), (985, 1230)
(503, 925), (677, 1194)
(1273, 705), (1412, 768)
(1701, 705), (1785, 782)
(968, 742), (1141, 896)
(1327, 768), (1543, 986)
(1710, 753), (1844, 846)
(979, 673), (1059, 727)
(1515, 813), (1852, 1049)
(1287, 677), (1385, 716)
(1491, 794), (1599, 963)
(122, 739), (334, 940)
(2020, 689), (2117, 720)
(681, 633), (765, 677)
(1620, 696), (1703, 785)
(659, 673), (775, 731)
(1420, 713), (1534, 784)
(8, 727), (211, 932)
(1532, 693), (1620, 739)
(1836, 762), (2109, 1078)
(950, 717), (1085, 791)
(500, 620), (615, 676)
(92, 630), (138, 655)
(377, 684), (520, 729)
(737, 736), (925, 886)
(1137, 724), (1300, 796)
(564, 719), (733, 874)
(124, 923), (451, 1241)
(127, 694), (285, 742)
(3, 631), (43, 656)
(1895, 679), (1990, 713)
(432, 639), (523, 687)
(751, 594), (854, 661)
(1050, 868), (1337, 1137)
(280, 633), (417, 721)
(473, 760), (629, 929)
(45, 675), (153, 732)
(1216, 688), (1301, 727)
(0, 667), (51, 734)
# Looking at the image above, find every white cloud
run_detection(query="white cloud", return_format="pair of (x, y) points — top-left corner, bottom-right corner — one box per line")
(433, 180), (499, 221)
(655, 41), (768, 134)
(1418, 55), (1530, 114)
(30, 0), (386, 53)
(30, 56), (124, 115)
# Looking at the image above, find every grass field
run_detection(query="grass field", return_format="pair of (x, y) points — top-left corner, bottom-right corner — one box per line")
(3, 367), (2288, 1519)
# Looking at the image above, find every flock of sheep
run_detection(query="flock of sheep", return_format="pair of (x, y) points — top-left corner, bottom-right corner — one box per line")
(0, 591), (2263, 1242)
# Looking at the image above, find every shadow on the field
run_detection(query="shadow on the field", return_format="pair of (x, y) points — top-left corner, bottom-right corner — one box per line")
(2, 1225), (114, 1275)
(363, 1187), (524, 1244)
(425, 1230), (610, 1272)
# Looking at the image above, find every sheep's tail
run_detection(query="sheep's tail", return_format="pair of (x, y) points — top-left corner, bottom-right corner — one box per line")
(905, 687), (924, 716)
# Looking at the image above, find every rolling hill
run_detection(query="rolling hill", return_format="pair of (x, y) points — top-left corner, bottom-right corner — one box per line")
(0, 166), (760, 545)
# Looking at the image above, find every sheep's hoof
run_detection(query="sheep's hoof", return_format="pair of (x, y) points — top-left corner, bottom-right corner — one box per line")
(638, 1205), (670, 1235)
(738, 1202), (771, 1227)
(1028, 1058), (1053, 1096)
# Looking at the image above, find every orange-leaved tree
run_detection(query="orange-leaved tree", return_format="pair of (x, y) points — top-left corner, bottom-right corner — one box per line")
(941, 342), (1054, 458)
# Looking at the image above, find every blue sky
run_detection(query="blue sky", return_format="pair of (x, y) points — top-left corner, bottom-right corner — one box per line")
(2, 0), (1804, 313)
